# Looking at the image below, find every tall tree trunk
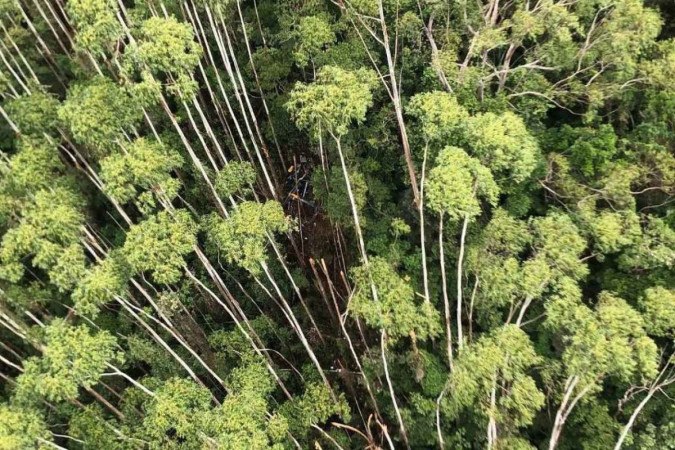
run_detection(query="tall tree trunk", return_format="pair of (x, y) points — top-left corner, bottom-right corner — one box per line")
(456, 215), (469, 350)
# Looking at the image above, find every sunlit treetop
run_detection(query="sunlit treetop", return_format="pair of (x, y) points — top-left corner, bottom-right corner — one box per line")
(286, 65), (378, 138)
(206, 356), (288, 448)
(580, 0), (662, 78)
(639, 287), (675, 338)
(530, 212), (588, 280)
(72, 250), (131, 318)
(311, 166), (368, 227)
(479, 208), (532, 256)
(425, 146), (499, 221)
(58, 76), (144, 158)
(0, 405), (51, 449)
(15, 320), (123, 403)
(4, 89), (60, 137)
(642, 39), (675, 90)
(443, 325), (544, 439)
(67, 0), (123, 54)
(122, 209), (197, 284)
(278, 381), (351, 439)
(545, 289), (659, 389)
(350, 257), (441, 343)
(141, 377), (213, 447)
(293, 15), (335, 67)
(618, 216), (675, 271)
(0, 138), (68, 220)
(407, 91), (469, 145)
(125, 16), (203, 97)
(214, 161), (257, 199)
(139, 360), (292, 449)
(100, 137), (184, 209)
(0, 187), (86, 290)
(203, 200), (292, 274)
(66, 405), (126, 450)
(579, 205), (641, 255)
(465, 111), (540, 185)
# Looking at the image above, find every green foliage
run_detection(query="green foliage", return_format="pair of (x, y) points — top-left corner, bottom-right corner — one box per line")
(204, 201), (291, 274)
(100, 137), (183, 207)
(443, 325), (544, 443)
(142, 377), (212, 448)
(546, 290), (658, 390)
(312, 165), (368, 226)
(122, 210), (197, 284)
(350, 257), (441, 342)
(4, 90), (59, 137)
(279, 382), (351, 437)
(619, 217), (675, 271)
(531, 212), (588, 279)
(639, 287), (675, 337)
(16, 320), (122, 402)
(0, 405), (51, 449)
(0, 138), (68, 220)
(67, 0), (122, 54)
(425, 146), (499, 221)
(58, 77), (144, 157)
(293, 16), (335, 66)
(208, 357), (288, 448)
(0, 187), (86, 290)
(127, 16), (202, 96)
(465, 111), (539, 184)
(68, 405), (126, 450)
(214, 161), (257, 198)
(72, 251), (130, 317)
(581, 206), (641, 255)
(286, 65), (377, 137)
(407, 91), (469, 144)
(550, 124), (619, 177)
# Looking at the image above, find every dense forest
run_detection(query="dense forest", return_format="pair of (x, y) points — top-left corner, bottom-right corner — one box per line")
(0, 0), (673, 448)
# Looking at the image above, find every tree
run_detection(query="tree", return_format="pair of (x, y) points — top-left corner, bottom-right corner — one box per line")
(0, 405), (52, 449)
(545, 290), (659, 449)
(426, 146), (498, 350)
(100, 137), (183, 209)
(407, 91), (469, 147)
(0, 187), (86, 291)
(15, 320), (123, 403)
(350, 256), (441, 343)
(67, 0), (122, 54)
(125, 16), (203, 96)
(426, 146), (499, 222)
(122, 210), (197, 284)
(72, 251), (131, 317)
(292, 16), (335, 68)
(442, 325), (544, 448)
(203, 200), (291, 274)
(58, 77), (144, 157)
(286, 65), (377, 139)
(464, 111), (539, 186)
(214, 161), (257, 199)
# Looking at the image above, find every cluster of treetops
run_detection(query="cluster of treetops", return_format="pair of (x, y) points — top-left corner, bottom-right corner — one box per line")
(0, 0), (673, 448)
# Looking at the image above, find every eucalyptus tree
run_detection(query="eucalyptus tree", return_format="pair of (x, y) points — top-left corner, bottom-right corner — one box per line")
(545, 290), (660, 449)
(426, 146), (498, 352)
(441, 325), (545, 448)
(13, 319), (124, 413)
(288, 64), (414, 446)
(287, 65), (377, 261)
(0, 0), (672, 447)
(0, 404), (52, 448)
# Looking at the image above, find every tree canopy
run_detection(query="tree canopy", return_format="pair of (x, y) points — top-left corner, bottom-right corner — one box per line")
(0, 0), (673, 448)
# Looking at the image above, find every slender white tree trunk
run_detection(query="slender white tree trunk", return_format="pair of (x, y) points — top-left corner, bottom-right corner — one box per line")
(456, 215), (469, 350)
